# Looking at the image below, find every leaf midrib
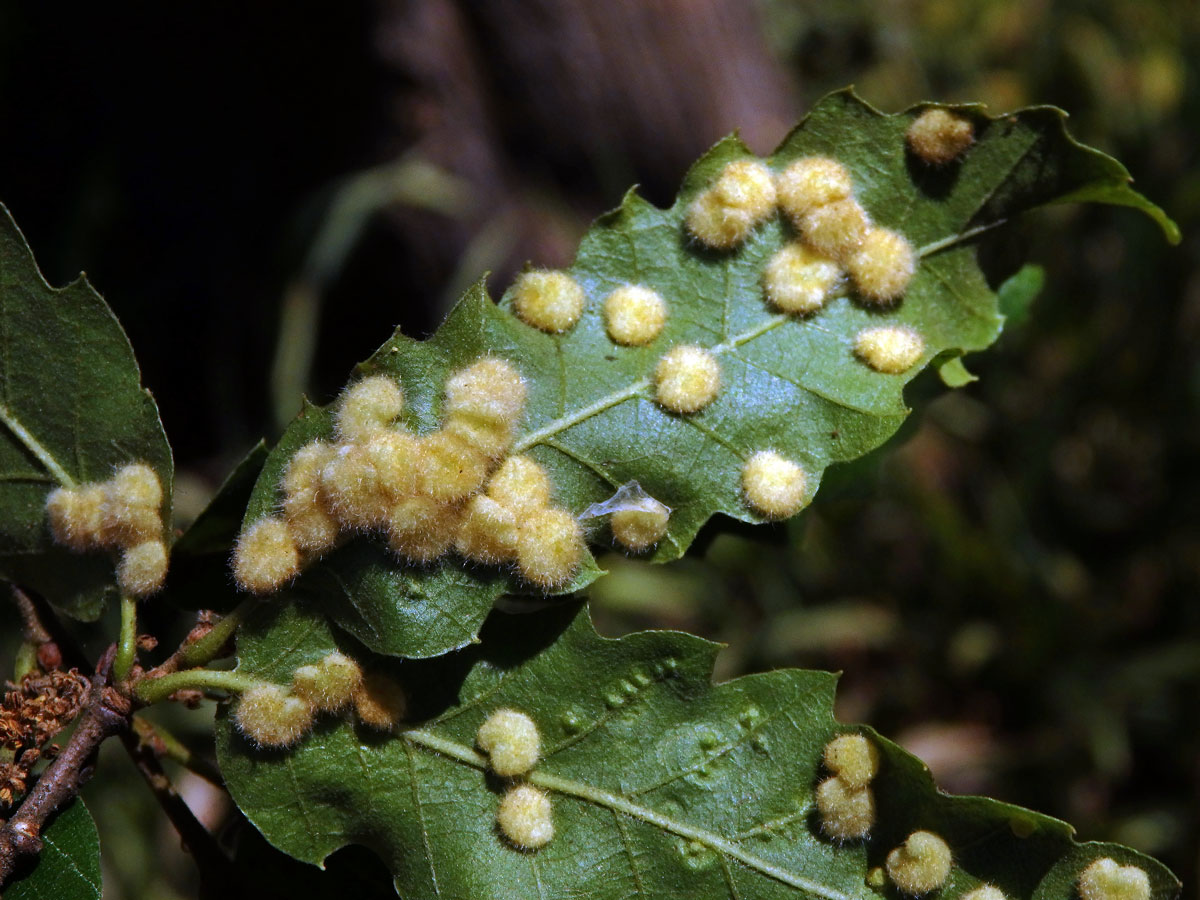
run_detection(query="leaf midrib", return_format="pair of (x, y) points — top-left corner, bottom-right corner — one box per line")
(0, 399), (76, 487)
(41, 826), (102, 898)
(511, 223), (1001, 457)
(404, 727), (857, 900)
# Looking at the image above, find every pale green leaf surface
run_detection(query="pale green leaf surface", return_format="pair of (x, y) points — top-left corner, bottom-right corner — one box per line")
(216, 602), (1179, 900)
(0, 205), (173, 620)
(2, 799), (102, 900)
(996, 264), (1046, 327)
(934, 356), (978, 388)
(241, 91), (1173, 658)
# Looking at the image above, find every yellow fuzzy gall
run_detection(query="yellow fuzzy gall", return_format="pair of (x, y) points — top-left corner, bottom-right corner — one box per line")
(386, 495), (462, 563)
(335, 375), (404, 443)
(775, 157), (855, 222)
(98, 499), (161, 549)
(848, 227), (916, 304)
(416, 430), (490, 502)
(234, 684), (314, 749)
(109, 462), (163, 510)
(886, 830), (954, 895)
(512, 270), (585, 334)
(815, 776), (875, 841)
(763, 242), (844, 315)
(654, 344), (721, 414)
(444, 414), (515, 462)
(854, 325), (925, 375)
(962, 887), (1008, 900)
(1078, 858), (1151, 900)
(516, 506), (584, 589)
(604, 284), (668, 346)
(712, 159), (777, 212)
(497, 784), (554, 850)
(456, 494), (519, 565)
(118, 539), (169, 597)
(907, 108), (975, 165)
(283, 441), (335, 503)
(292, 651), (364, 713)
(320, 443), (391, 529)
(487, 455), (552, 515)
(233, 516), (301, 594)
(443, 357), (527, 427)
(365, 430), (423, 500)
(45, 485), (106, 552)
(477, 708), (542, 776)
(686, 158), (776, 249)
(742, 451), (808, 519)
(282, 441), (340, 552)
(284, 504), (340, 555)
(823, 733), (881, 790)
(611, 499), (670, 552)
(353, 670), (407, 731)
(798, 198), (872, 260)
(99, 464), (164, 548)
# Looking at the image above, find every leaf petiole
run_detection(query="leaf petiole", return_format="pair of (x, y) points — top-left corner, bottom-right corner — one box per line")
(113, 595), (138, 683)
(135, 667), (260, 706)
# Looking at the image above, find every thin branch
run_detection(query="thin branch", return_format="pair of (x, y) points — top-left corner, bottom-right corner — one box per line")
(131, 715), (223, 788)
(9, 586), (52, 645)
(118, 728), (237, 891)
(0, 646), (129, 888)
(176, 598), (260, 670)
(147, 598), (261, 681)
(13, 589), (88, 673)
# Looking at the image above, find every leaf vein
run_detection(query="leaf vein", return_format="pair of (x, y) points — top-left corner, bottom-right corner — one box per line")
(720, 854), (744, 900)
(0, 399), (76, 487)
(404, 728), (856, 900)
(404, 740), (443, 897)
(41, 827), (101, 895)
(544, 438), (623, 491)
(613, 809), (648, 899)
(628, 713), (776, 798)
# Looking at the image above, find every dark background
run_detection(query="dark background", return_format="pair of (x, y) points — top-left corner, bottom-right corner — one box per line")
(1, 1), (1197, 897)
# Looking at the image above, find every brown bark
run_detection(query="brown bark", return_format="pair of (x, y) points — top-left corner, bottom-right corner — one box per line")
(0, 648), (128, 888)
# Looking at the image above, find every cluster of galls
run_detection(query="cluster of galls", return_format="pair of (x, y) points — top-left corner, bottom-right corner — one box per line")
(231, 358), (588, 594)
(45, 462), (168, 596)
(813, 734), (955, 895)
(770, 156), (926, 376)
(813, 732), (1152, 900)
(683, 110), (979, 379)
(510, 263), (815, 523)
(233, 651), (406, 748)
(475, 708), (554, 851)
(498, 114), (985, 529)
(509, 268), (722, 422)
(814, 733), (880, 842)
(683, 150), (920, 313)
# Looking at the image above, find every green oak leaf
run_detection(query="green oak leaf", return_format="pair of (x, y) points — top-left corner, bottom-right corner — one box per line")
(2, 799), (102, 900)
(0, 205), (173, 620)
(240, 90), (1174, 658)
(216, 601), (1179, 900)
(996, 264), (1046, 327)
